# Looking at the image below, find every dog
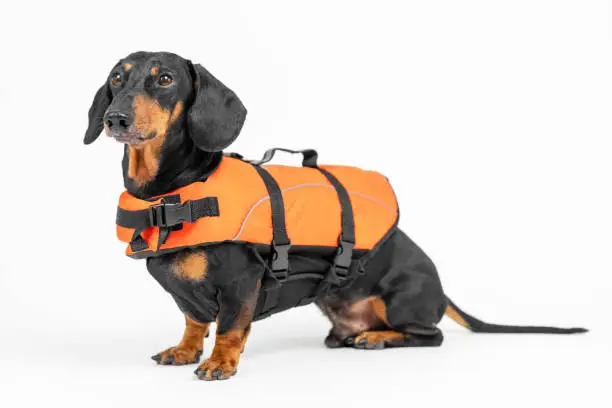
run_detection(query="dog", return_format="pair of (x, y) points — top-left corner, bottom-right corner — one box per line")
(84, 51), (586, 381)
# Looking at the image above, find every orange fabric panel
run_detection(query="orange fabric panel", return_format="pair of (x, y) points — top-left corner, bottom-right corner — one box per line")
(120, 157), (270, 256)
(117, 156), (398, 256)
(116, 225), (135, 243)
(118, 192), (163, 255)
(260, 164), (398, 249)
(157, 159), (270, 252)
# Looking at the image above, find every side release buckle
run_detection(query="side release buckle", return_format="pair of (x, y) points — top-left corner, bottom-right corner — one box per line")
(148, 200), (193, 228)
(270, 242), (291, 282)
(331, 240), (354, 282)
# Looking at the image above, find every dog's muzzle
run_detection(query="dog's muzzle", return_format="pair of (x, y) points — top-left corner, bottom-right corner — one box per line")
(103, 111), (145, 144)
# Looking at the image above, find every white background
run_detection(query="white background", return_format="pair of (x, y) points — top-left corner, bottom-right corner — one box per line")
(0, 1), (610, 406)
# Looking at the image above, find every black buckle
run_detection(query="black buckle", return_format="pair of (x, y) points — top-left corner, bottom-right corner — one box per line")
(332, 240), (354, 281)
(270, 242), (291, 282)
(148, 200), (193, 228)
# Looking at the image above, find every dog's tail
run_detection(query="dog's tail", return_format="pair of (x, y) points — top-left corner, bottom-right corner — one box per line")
(444, 297), (587, 334)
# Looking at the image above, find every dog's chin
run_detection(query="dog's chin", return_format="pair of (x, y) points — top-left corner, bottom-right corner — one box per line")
(107, 129), (153, 147)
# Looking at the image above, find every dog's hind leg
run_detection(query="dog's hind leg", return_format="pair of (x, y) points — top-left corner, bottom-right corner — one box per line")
(318, 229), (447, 350)
(318, 295), (444, 350)
(344, 295), (445, 349)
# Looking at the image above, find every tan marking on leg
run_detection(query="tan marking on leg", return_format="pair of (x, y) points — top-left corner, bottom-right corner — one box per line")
(354, 330), (405, 345)
(179, 315), (210, 348)
(197, 329), (243, 380)
(240, 324), (251, 353)
(370, 296), (391, 327)
(197, 302), (255, 380)
(172, 251), (208, 281)
(153, 314), (210, 365)
(445, 305), (471, 329)
(321, 296), (386, 339)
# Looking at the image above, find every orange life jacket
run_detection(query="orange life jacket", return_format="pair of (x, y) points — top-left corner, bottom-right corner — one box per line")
(116, 152), (399, 265)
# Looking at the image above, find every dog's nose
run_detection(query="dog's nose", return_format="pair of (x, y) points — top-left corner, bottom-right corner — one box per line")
(105, 112), (131, 130)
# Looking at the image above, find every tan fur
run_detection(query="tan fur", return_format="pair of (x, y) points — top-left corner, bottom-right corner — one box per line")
(179, 315), (210, 347)
(172, 251), (208, 281)
(127, 98), (183, 186)
(240, 324), (251, 353)
(127, 138), (164, 186)
(197, 329), (243, 379)
(154, 315), (210, 365)
(325, 296), (408, 345)
(133, 96), (180, 139)
(354, 330), (405, 344)
(370, 296), (391, 326)
(123, 63), (132, 71)
(445, 305), (471, 329)
(151, 66), (159, 76)
(321, 296), (386, 339)
(197, 302), (255, 379)
(236, 297), (257, 353)
(170, 101), (182, 122)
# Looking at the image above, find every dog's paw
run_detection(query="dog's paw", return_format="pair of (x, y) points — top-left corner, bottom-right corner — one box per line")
(194, 358), (238, 381)
(324, 331), (345, 348)
(345, 331), (406, 350)
(151, 346), (203, 365)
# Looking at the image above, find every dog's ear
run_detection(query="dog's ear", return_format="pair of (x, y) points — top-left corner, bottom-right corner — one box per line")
(187, 62), (247, 152)
(84, 83), (113, 145)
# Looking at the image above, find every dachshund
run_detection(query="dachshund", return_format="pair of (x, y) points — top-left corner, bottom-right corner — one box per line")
(84, 51), (586, 381)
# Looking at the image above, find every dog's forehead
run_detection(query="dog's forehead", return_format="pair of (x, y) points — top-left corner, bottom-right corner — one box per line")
(118, 52), (187, 73)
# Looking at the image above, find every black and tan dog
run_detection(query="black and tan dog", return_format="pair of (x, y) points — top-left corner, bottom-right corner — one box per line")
(84, 51), (586, 381)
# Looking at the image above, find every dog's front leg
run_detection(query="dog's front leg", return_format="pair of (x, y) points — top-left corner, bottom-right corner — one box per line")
(152, 314), (210, 365)
(194, 285), (257, 381)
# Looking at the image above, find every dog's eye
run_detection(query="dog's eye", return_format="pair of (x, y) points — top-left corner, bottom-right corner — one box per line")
(158, 74), (173, 87)
(110, 73), (122, 87)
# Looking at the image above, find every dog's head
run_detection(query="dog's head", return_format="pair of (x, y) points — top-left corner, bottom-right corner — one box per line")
(84, 51), (247, 152)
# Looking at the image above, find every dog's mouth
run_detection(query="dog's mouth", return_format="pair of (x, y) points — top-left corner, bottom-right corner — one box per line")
(104, 125), (155, 146)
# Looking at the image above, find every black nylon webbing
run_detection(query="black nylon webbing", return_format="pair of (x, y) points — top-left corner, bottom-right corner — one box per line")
(130, 233), (150, 252)
(191, 198), (220, 219)
(316, 168), (355, 244)
(116, 197), (219, 230)
(250, 148), (318, 168)
(250, 165), (291, 246)
(116, 196), (219, 253)
(116, 208), (150, 230)
(250, 164), (292, 316)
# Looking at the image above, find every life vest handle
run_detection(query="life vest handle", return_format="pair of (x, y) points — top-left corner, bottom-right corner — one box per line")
(248, 148), (318, 168)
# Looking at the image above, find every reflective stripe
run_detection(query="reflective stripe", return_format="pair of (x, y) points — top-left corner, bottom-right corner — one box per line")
(232, 183), (397, 241)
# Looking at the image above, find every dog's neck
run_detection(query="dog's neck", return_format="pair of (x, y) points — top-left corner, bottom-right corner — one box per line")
(122, 127), (222, 199)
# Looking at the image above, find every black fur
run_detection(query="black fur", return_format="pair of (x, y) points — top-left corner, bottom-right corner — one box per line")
(85, 51), (586, 381)
(83, 52), (245, 198)
(446, 298), (587, 334)
(83, 83), (112, 144)
(187, 63), (247, 152)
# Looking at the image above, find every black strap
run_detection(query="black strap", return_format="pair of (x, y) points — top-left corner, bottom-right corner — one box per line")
(246, 152), (356, 313)
(116, 196), (220, 252)
(249, 148), (318, 168)
(249, 163), (294, 316)
(250, 165), (291, 280)
(117, 197), (219, 230)
(316, 168), (355, 283)
(129, 233), (150, 252)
